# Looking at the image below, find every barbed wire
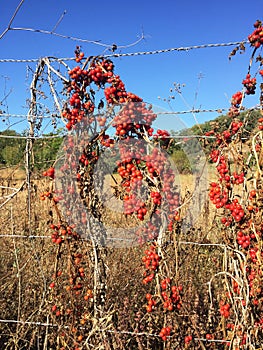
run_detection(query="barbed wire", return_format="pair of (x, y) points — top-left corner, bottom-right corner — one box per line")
(0, 40), (248, 63)
(0, 104), (260, 123)
(0, 16), (261, 347)
(0, 133), (215, 140)
(0, 235), (242, 251)
(0, 107), (228, 118)
(107, 40), (249, 58)
(0, 318), (232, 343)
(0, 317), (256, 344)
(0, 134), (64, 139)
(0, 234), (136, 242)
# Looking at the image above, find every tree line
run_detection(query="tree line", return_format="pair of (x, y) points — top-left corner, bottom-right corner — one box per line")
(0, 109), (260, 173)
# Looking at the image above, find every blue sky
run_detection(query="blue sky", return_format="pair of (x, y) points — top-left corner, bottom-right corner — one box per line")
(0, 0), (262, 133)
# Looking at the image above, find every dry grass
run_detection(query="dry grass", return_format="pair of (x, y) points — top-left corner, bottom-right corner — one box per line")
(0, 165), (224, 349)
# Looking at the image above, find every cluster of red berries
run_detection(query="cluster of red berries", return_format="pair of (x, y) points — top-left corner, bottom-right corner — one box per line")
(161, 278), (183, 312)
(64, 52), (146, 131)
(154, 129), (170, 141)
(51, 303), (64, 317)
(249, 246), (259, 263)
(231, 171), (245, 185)
(116, 157), (149, 220)
(142, 243), (160, 274)
(151, 191), (162, 205)
(200, 20), (263, 345)
(221, 129), (231, 142)
(209, 148), (220, 162)
(205, 129), (215, 137)
(248, 20), (263, 48)
(117, 141), (145, 164)
(115, 140), (180, 225)
(232, 280), (240, 295)
(39, 190), (52, 201)
(215, 155), (229, 179)
(112, 102), (156, 137)
(123, 195), (147, 220)
(145, 148), (181, 225)
(50, 223), (79, 245)
(142, 272), (155, 284)
(209, 153), (247, 225)
(228, 91), (243, 117)
(218, 121), (243, 142)
(219, 301), (231, 318)
(236, 230), (251, 249)
(231, 120), (243, 133)
(88, 59), (114, 85)
(209, 182), (228, 209)
(43, 166), (55, 179)
(145, 293), (157, 313)
(231, 91), (243, 107)
(117, 161), (143, 183)
(74, 46), (84, 63)
(159, 326), (171, 341)
(104, 75), (128, 104)
(210, 153), (244, 184)
(79, 150), (98, 167)
(225, 199), (245, 222)
(184, 335), (193, 344)
(242, 73), (257, 95)
(49, 238), (93, 307)
(41, 45), (201, 348)
(136, 222), (159, 242)
(99, 134), (114, 148)
(258, 117), (263, 131)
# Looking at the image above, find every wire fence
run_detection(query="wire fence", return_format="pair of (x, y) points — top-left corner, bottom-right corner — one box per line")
(0, 26), (262, 349)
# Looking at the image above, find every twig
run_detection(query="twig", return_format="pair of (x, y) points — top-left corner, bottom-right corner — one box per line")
(8, 26), (145, 49)
(25, 59), (45, 233)
(0, 0), (25, 39)
(43, 57), (69, 83)
(51, 10), (67, 33)
(252, 131), (263, 179)
(44, 58), (66, 124)
(11, 206), (22, 345)
(0, 182), (25, 209)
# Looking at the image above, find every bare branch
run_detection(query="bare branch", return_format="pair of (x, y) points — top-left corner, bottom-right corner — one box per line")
(0, 0), (144, 50)
(8, 26), (145, 49)
(43, 57), (69, 83)
(0, 0), (25, 39)
(44, 57), (66, 124)
(51, 10), (67, 33)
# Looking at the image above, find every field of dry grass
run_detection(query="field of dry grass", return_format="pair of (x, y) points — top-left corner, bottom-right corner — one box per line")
(0, 164), (222, 350)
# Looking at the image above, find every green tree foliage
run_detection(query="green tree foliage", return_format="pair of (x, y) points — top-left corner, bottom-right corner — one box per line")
(0, 109), (260, 173)
(0, 130), (26, 166)
(0, 130), (63, 170)
(33, 134), (63, 170)
(169, 109), (261, 173)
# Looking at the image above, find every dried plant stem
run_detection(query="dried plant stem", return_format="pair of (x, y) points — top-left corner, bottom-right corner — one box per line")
(11, 206), (22, 348)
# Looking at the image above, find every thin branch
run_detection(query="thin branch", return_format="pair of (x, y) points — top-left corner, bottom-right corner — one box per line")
(44, 58), (67, 124)
(0, 0), (25, 39)
(11, 206), (22, 346)
(0, 182), (25, 209)
(8, 26), (145, 49)
(43, 57), (69, 83)
(51, 10), (67, 33)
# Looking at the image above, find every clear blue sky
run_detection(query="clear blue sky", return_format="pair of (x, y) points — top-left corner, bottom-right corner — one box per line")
(0, 0), (262, 133)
